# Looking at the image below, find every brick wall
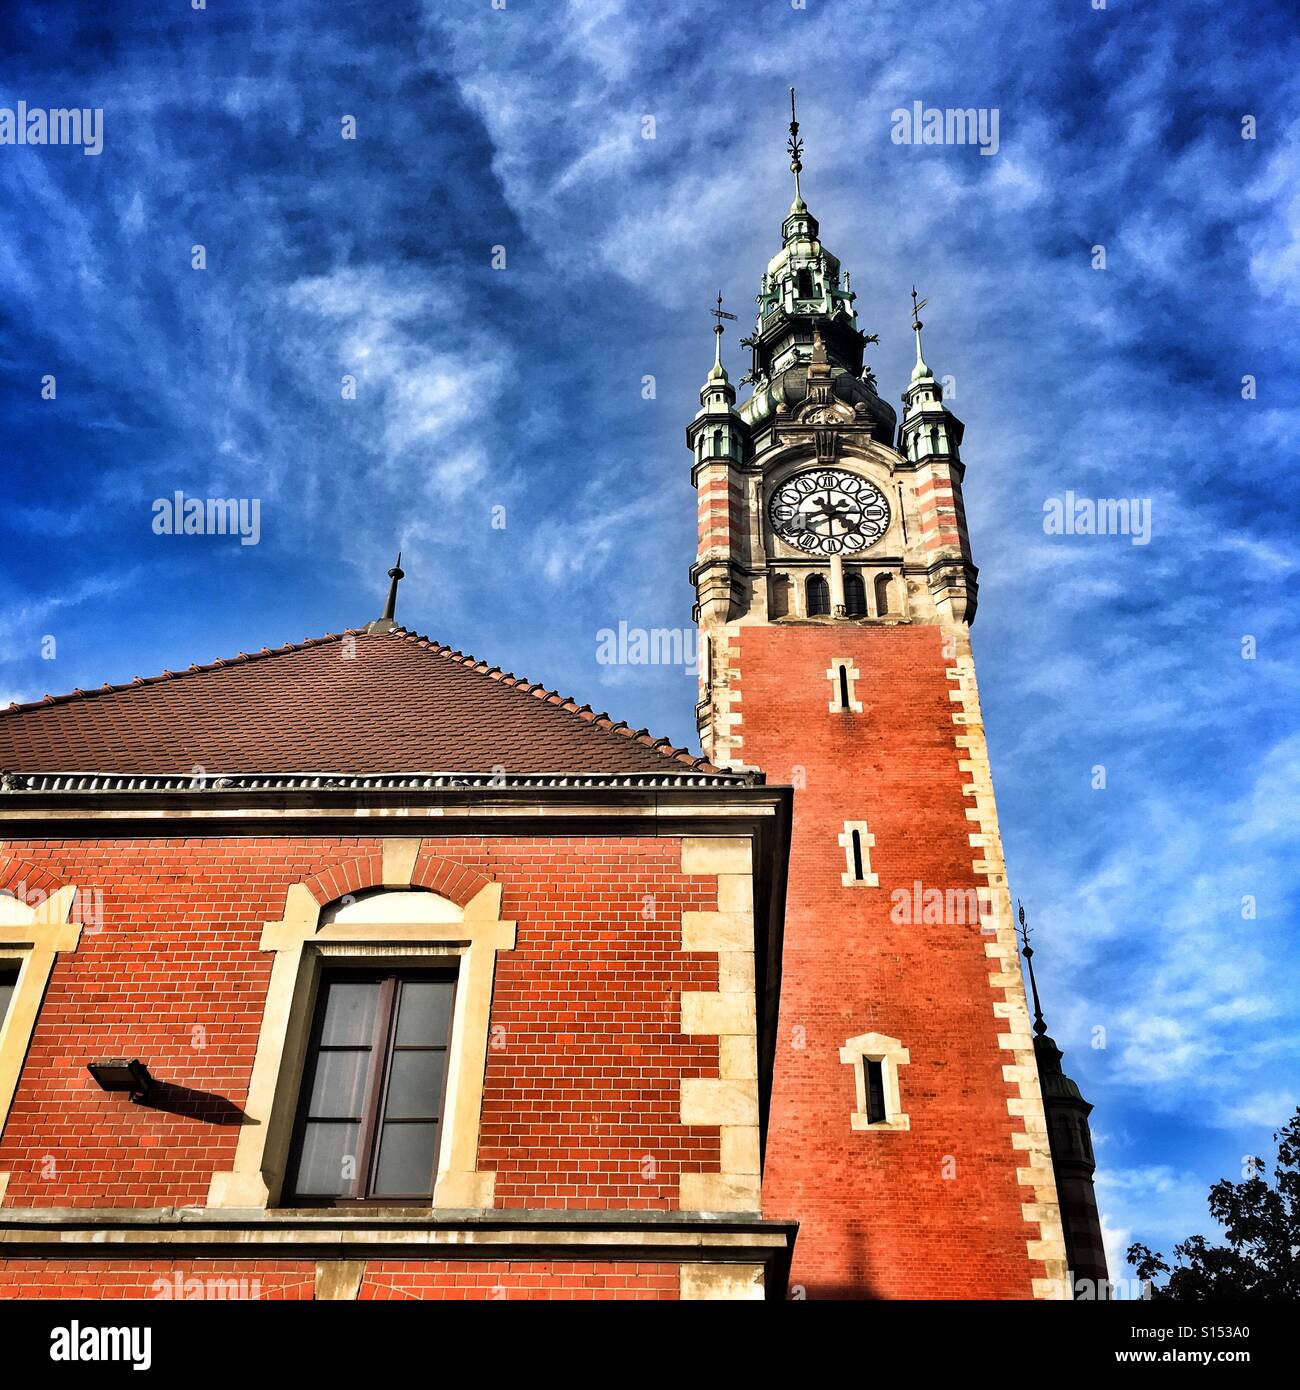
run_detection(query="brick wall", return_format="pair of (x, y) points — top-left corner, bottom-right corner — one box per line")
(734, 622), (1044, 1298)
(359, 1260), (679, 1300)
(0, 1259), (679, 1300)
(0, 1259), (314, 1300)
(0, 835), (719, 1209)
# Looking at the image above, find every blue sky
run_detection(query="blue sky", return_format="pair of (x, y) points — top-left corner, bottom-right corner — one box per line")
(1, 0), (1298, 1287)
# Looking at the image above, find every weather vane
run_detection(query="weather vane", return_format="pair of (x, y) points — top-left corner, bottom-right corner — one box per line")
(711, 291), (737, 334)
(787, 87), (803, 199)
(911, 285), (928, 332)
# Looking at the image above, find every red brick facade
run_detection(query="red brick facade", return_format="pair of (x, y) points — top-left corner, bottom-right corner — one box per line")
(738, 624), (1046, 1298)
(0, 1259), (678, 1301)
(0, 835), (720, 1212)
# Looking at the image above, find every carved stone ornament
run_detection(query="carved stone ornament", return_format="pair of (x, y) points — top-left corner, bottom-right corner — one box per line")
(797, 400), (854, 425)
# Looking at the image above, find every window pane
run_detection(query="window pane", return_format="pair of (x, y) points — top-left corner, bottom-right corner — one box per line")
(308, 1048), (371, 1119)
(384, 1049), (446, 1120)
(394, 980), (453, 1046)
(318, 980), (379, 1046)
(294, 1122), (360, 1196)
(0, 970), (17, 1025)
(372, 1122), (439, 1197)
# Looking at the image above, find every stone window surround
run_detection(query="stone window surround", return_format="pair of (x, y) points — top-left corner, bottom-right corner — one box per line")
(826, 655), (864, 714)
(838, 819), (880, 887)
(0, 882), (81, 1206)
(206, 840), (515, 1212)
(839, 1032), (910, 1132)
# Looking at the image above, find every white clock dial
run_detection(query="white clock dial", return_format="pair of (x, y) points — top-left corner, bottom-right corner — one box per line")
(768, 468), (891, 555)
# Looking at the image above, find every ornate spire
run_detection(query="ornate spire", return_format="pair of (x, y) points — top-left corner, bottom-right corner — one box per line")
(787, 87), (805, 211)
(1018, 900), (1048, 1038)
(367, 551), (405, 634)
(910, 286), (933, 383)
(709, 291), (737, 383)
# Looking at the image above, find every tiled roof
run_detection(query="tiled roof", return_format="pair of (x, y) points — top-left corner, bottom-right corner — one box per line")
(0, 627), (717, 776)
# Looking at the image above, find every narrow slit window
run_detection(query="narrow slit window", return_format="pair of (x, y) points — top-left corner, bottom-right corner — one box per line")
(838, 820), (879, 887)
(837, 664), (850, 711)
(865, 1059), (887, 1124)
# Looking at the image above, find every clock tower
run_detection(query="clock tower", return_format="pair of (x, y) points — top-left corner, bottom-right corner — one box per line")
(688, 95), (1071, 1299)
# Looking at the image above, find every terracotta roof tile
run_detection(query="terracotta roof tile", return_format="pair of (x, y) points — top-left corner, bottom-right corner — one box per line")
(0, 627), (716, 776)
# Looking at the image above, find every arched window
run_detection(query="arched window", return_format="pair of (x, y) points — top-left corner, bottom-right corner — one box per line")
(770, 573), (790, 619)
(797, 268), (815, 299)
(807, 574), (830, 616)
(874, 573), (893, 616)
(712, 427), (723, 455)
(843, 572), (867, 617)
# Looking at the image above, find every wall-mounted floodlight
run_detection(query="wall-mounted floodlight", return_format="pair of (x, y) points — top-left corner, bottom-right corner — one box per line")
(87, 1058), (154, 1101)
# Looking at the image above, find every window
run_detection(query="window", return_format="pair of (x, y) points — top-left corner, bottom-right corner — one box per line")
(839, 1032), (911, 1132)
(0, 883), (81, 1165)
(874, 573), (893, 616)
(838, 819), (879, 887)
(826, 657), (862, 713)
(843, 572), (866, 617)
(797, 268), (815, 299)
(285, 970), (456, 1204)
(865, 1059), (887, 1125)
(807, 573), (830, 616)
(770, 573), (790, 619)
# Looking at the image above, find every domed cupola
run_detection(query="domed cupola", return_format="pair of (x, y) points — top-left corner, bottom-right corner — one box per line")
(737, 91), (896, 444)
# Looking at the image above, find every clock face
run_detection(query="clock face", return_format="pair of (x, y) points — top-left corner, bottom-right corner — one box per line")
(768, 468), (891, 555)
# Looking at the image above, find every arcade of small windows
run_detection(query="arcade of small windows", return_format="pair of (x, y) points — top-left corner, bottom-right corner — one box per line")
(694, 428), (740, 463)
(769, 570), (898, 621)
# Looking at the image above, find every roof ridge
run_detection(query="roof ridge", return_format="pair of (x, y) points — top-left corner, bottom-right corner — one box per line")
(2, 630), (365, 715)
(386, 626), (716, 772)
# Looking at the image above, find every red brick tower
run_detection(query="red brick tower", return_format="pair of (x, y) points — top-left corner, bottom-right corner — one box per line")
(689, 95), (1068, 1299)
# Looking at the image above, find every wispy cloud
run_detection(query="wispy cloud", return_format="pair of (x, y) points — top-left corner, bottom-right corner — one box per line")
(0, 0), (1297, 1270)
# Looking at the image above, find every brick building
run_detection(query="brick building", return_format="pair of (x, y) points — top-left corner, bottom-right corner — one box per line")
(0, 104), (1103, 1301)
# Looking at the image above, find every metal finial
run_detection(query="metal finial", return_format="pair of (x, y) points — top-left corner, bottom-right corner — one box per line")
(1018, 900), (1048, 1038)
(911, 285), (928, 332)
(787, 87), (804, 200)
(368, 550), (406, 633)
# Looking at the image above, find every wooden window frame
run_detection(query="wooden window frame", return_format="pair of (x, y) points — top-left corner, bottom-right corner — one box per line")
(283, 968), (458, 1208)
